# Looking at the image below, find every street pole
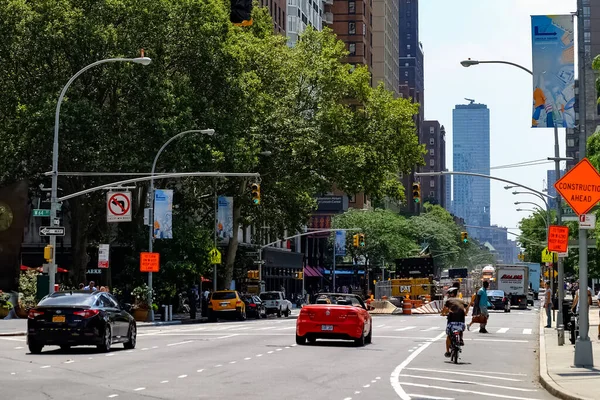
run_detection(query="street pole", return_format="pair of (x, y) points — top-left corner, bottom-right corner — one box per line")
(332, 233), (336, 292)
(213, 178), (218, 292)
(554, 124), (565, 331)
(574, 0), (593, 367)
(148, 129), (215, 321)
(49, 56), (151, 294)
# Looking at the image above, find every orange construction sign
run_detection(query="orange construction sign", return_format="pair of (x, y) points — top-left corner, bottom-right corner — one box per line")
(140, 252), (160, 273)
(554, 158), (600, 216)
(547, 225), (569, 253)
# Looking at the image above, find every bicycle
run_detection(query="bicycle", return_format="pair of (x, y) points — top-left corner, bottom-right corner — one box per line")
(449, 330), (463, 364)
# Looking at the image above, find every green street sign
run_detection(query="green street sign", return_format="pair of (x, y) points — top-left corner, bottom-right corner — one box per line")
(33, 209), (50, 217)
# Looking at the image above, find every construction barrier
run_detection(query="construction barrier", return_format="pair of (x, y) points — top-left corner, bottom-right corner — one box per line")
(402, 298), (412, 315)
(411, 300), (443, 314)
(368, 300), (399, 315)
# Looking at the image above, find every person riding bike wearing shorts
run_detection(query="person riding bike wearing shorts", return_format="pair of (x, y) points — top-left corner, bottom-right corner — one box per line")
(441, 287), (467, 358)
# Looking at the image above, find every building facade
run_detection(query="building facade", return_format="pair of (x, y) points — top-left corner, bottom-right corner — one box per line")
(421, 120), (446, 208)
(286, 0), (323, 47)
(327, 0), (373, 67)
(452, 101), (490, 240)
(260, 0), (287, 34)
(546, 169), (566, 210)
(371, 0), (399, 95)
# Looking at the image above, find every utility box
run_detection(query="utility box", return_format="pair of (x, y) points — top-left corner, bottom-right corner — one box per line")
(36, 275), (50, 300)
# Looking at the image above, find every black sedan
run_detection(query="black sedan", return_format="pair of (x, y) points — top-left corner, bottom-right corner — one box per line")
(242, 295), (266, 319)
(487, 290), (511, 313)
(27, 291), (136, 354)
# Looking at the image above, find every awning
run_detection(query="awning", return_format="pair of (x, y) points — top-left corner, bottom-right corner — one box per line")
(21, 265), (68, 273)
(304, 266), (323, 277)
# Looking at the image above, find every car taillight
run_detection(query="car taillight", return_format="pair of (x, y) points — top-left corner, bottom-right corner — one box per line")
(275, 301), (279, 306)
(73, 309), (100, 319)
(28, 309), (44, 319)
(236, 301), (243, 307)
(503, 297), (506, 302)
(248, 303), (256, 308)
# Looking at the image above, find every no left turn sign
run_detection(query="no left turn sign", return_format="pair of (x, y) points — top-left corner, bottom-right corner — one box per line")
(107, 192), (132, 223)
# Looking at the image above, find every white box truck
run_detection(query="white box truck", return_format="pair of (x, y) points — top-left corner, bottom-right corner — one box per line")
(496, 265), (529, 310)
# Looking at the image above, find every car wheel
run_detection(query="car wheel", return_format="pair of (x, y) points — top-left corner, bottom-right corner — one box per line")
(60, 345), (71, 351)
(97, 325), (112, 353)
(255, 310), (261, 319)
(354, 331), (366, 347)
(284, 308), (290, 317)
(28, 341), (43, 354)
(277, 309), (282, 318)
(124, 323), (137, 349)
(296, 334), (306, 345)
(365, 326), (372, 344)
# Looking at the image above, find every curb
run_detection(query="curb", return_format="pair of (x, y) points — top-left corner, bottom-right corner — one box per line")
(538, 310), (591, 400)
(0, 332), (26, 337)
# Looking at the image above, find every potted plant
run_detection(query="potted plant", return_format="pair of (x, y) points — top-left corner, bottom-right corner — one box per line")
(0, 291), (13, 319)
(131, 284), (154, 321)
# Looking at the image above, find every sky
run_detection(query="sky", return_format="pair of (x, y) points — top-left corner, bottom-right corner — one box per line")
(419, 0), (576, 242)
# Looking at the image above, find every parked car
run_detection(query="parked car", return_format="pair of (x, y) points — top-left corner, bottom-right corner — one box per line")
(296, 293), (372, 346)
(27, 291), (136, 354)
(242, 295), (266, 319)
(487, 289), (511, 312)
(259, 291), (292, 317)
(208, 290), (246, 322)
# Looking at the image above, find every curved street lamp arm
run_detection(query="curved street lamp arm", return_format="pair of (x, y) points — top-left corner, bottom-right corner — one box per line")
(477, 60), (533, 75)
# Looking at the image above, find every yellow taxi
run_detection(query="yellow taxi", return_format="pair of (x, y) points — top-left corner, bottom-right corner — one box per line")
(208, 290), (246, 322)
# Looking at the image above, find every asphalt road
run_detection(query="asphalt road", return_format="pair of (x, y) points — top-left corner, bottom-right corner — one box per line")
(0, 305), (555, 400)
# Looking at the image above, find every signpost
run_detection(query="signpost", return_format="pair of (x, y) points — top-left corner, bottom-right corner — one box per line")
(33, 209), (51, 217)
(548, 225), (569, 253)
(107, 191), (132, 223)
(39, 226), (65, 236)
(140, 252), (160, 273)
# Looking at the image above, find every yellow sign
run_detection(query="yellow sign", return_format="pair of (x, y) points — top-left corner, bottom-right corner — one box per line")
(541, 247), (558, 263)
(209, 248), (221, 264)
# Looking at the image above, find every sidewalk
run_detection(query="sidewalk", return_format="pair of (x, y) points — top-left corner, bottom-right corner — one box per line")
(0, 314), (207, 337)
(539, 305), (600, 400)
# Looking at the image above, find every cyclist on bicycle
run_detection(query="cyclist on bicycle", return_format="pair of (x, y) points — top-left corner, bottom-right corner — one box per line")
(441, 287), (468, 358)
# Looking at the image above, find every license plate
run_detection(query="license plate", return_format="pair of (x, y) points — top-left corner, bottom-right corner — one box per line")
(321, 325), (333, 331)
(220, 302), (229, 306)
(52, 315), (66, 323)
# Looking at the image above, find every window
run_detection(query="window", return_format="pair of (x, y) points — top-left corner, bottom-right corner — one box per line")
(567, 138), (575, 147)
(429, 149), (434, 156)
(349, 0), (355, 14)
(363, 22), (366, 36)
(430, 178), (435, 187)
(404, 71), (409, 77)
(406, 10), (411, 17)
(348, 22), (356, 35)
(585, 32), (591, 43)
(405, 62), (409, 66)
(363, 3), (365, 14)
(407, 34), (411, 40)
(370, 12), (372, 26)
(407, 44), (411, 49)
(348, 194), (356, 202)
(407, 53), (411, 57)
(429, 126), (434, 134)
(349, 43), (356, 56)
(429, 138), (434, 145)
(584, 19), (591, 29)
(429, 159), (435, 167)
(584, 6), (590, 17)
(430, 191), (435, 198)
(407, 22), (411, 28)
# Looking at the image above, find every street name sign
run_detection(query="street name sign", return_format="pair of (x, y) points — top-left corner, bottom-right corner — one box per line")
(33, 209), (50, 217)
(579, 214), (596, 230)
(548, 225), (569, 253)
(140, 252), (160, 272)
(554, 158), (600, 216)
(39, 226), (65, 236)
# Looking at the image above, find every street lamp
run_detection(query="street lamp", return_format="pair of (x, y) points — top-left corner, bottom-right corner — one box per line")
(464, 56), (567, 329)
(49, 56), (152, 294)
(147, 129), (215, 321)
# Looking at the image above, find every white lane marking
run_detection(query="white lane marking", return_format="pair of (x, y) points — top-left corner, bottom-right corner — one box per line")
(354, 391), (361, 394)
(285, 346), (291, 349)
(88, 357), (93, 360)
(363, 384), (370, 388)
(161, 381), (169, 384)
(167, 340), (193, 347)
(371, 380), (377, 383)
(178, 375), (187, 379)
(421, 327), (439, 331)
(398, 382), (539, 400)
(229, 361), (237, 364)
(14, 346), (24, 349)
(404, 368), (524, 381)
(244, 357), (252, 360)
(406, 395), (454, 400)
(40, 365), (51, 369)
(152, 346), (158, 349)
(125, 350), (133, 353)
(256, 354), (263, 357)
(215, 364), (222, 367)
(197, 369), (204, 373)
(376, 377), (381, 380)
(497, 328), (509, 334)
(106, 353), (115, 357)
(215, 334), (239, 340)
(390, 331), (446, 400)
(108, 395), (119, 398)
(523, 329), (532, 335)
(133, 387), (145, 391)
(141, 348), (149, 351)
(291, 344), (297, 347)
(399, 374), (535, 391)
(395, 326), (416, 331)
(377, 324), (386, 328)
(469, 338), (528, 343)
(276, 348), (282, 351)
(276, 327), (296, 330)
(10, 372), (15, 375)
(343, 398), (352, 400)
(64, 360), (75, 364)
(267, 351), (274, 354)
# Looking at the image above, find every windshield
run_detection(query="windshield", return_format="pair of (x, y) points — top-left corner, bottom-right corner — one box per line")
(38, 292), (96, 307)
(211, 292), (236, 300)
(259, 293), (280, 300)
(310, 293), (366, 308)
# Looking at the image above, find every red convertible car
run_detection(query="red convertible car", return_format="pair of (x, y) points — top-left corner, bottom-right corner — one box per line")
(296, 293), (372, 346)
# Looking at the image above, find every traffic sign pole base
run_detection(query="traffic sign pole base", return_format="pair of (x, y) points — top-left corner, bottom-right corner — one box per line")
(574, 337), (594, 367)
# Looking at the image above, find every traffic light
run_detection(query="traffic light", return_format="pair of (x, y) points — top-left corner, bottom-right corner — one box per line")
(44, 245), (53, 262)
(460, 231), (468, 244)
(247, 270), (259, 279)
(412, 183), (421, 203)
(251, 183), (261, 205)
(230, 0), (253, 26)
(298, 271), (303, 280)
(353, 234), (359, 248)
(518, 253), (525, 261)
(359, 233), (365, 247)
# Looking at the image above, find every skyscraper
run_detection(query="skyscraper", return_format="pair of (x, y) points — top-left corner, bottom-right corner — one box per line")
(421, 120), (446, 208)
(453, 101), (490, 240)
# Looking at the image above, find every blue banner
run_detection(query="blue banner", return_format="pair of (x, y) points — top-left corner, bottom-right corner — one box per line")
(335, 230), (346, 256)
(217, 196), (234, 242)
(154, 189), (173, 239)
(531, 15), (575, 128)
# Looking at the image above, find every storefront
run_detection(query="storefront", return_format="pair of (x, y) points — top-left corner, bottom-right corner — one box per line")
(262, 247), (303, 298)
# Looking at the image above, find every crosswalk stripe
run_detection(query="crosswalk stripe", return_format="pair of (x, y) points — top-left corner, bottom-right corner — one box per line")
(395, 326), (416, 332)
(398, 382), (539, 400)
(497, 328), (509, 334)
(522, 329), (532, 335)
(421, 327), (439, 331)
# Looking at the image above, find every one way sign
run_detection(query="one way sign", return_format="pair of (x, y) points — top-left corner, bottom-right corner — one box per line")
(39, 226), (65, 236)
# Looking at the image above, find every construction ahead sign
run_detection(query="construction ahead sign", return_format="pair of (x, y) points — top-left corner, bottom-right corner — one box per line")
(554, 158), (600, 216)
